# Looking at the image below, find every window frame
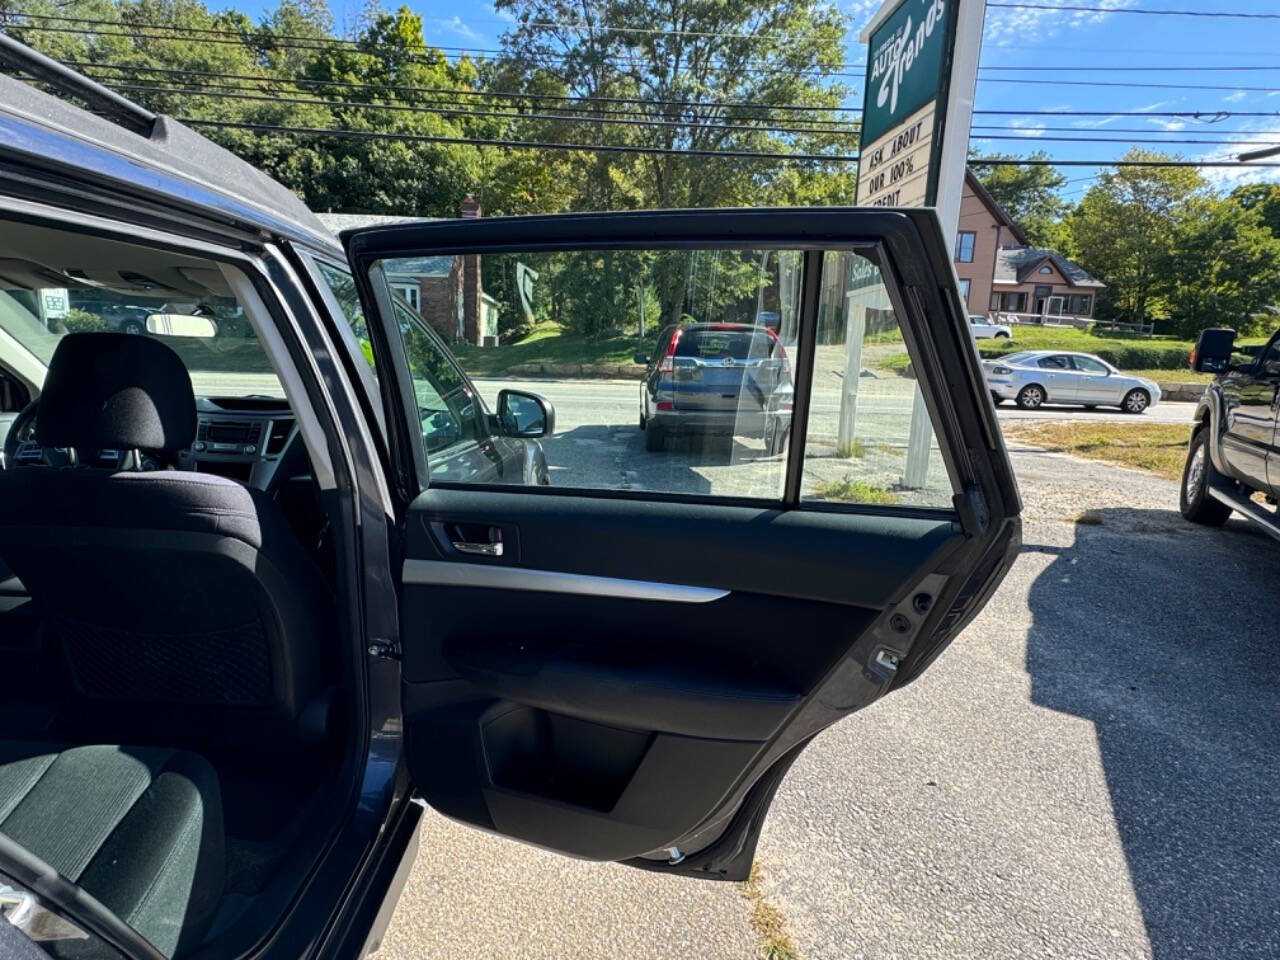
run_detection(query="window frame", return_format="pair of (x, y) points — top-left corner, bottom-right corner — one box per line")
(955, 231), (976, 263)
(344, 213), (995, 522)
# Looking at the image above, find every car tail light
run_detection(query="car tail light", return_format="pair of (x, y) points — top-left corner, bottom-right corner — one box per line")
(1189, 347), (1197, 370)
(765, 327), (791, 376)
(658, 329), (681, 373)
(656, 400), (674, 411)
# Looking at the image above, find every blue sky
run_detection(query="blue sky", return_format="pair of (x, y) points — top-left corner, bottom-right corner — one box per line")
(236, 0), (1280, 197)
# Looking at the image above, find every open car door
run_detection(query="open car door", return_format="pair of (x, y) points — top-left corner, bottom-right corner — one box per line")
(343, 209), (1021, 880)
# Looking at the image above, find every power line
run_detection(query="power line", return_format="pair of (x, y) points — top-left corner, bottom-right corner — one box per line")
(987, 3), (1280, 19)
(170, 118), (1280, 169)
(0, 15), (867, 80)
(177, 117), (861, 162)
(91, 79), (859, 137)
(975, 109), (1280, 118)
(971, 124), (1280, 135)
(980, 64), (1280, 72)
(65, 59), (861, 117)
(980, 77), (1280, 93)
(975, 158), (1280, 168)
(969, 132), (1280, 147)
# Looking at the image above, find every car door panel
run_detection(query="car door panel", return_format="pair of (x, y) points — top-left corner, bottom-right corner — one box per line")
(344, 208), (1021, 880)
(1223, 338), (1280, 488)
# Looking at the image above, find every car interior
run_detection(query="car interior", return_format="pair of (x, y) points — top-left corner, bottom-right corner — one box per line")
(0, 220), (352, 958)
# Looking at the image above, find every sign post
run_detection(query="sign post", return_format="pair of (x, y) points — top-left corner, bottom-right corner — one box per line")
(844, 0), (985, 488)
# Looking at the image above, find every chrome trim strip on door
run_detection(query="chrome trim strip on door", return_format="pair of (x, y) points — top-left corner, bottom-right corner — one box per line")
(402, 559), (729, 603)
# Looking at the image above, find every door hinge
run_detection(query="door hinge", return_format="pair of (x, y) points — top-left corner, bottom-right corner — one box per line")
(367, 638), (401, 661)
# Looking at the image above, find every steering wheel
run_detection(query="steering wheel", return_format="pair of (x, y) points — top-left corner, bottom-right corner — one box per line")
(4, 398), (39, 465)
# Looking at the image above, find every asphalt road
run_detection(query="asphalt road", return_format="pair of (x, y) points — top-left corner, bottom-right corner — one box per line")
(378, 411), (1280, 960)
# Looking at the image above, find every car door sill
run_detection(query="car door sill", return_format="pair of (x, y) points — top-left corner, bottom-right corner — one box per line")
(402, 558), (730, 603)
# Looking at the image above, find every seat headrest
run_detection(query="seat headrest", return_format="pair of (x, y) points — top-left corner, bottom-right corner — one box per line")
(37, 332), (196, 453)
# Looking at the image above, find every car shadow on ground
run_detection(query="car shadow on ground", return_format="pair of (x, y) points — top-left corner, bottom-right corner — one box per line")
(541, 424), (784, 497)
(1024, 508), (1280, 959)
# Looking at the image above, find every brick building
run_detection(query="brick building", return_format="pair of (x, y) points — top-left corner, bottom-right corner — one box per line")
(318, 195), (499, 345)
(954, 169), (1103, 321)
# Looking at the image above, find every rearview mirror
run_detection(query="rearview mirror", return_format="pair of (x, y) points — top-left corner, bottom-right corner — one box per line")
(498, 389), (555, 438)
(1190, 327), (1236, 373)
(146, 313), (218, 338)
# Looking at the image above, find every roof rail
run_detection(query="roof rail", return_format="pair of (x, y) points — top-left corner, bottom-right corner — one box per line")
(0, 32), (156, 137)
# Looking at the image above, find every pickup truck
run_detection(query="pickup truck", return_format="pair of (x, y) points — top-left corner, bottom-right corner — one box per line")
(1180, 327), (1280, 540)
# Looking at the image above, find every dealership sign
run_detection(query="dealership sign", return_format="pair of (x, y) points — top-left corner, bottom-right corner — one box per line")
(856, 0), (958, 208)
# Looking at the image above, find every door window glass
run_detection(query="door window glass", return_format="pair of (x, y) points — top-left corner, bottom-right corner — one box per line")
(369, 246), (956, 510)
(1072, 356), (1108, 374)
(1038, 355), (1070, 370)
(391, 298), (482, 455)
(797, 252), (951, 508)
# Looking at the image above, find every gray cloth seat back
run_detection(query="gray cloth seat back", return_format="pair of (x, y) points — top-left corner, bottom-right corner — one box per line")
(0, 333), (337, 751)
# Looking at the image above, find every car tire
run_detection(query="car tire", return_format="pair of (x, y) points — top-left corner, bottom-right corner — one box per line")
(122, 319), (144, 335)
(1016, 384), (1045, 410)
(644, 420), (666, 452)
(990, 391), (1003, 406)
(1121, 388), (1150, 414)
(1180, 426), (1232, 526)
(994, 332), (1010, 339)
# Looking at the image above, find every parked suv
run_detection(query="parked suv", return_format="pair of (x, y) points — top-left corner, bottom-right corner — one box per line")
(0, 38), (1020, 960)
(1180, 327), (1280, 540)
(635, 322), (792, 453)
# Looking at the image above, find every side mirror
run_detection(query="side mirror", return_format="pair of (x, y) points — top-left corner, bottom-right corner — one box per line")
(634, 353), (648, 365)
(1190, 327), (1236, 373)
(498, 389), (555, 438)
(146, 313), (218, 338)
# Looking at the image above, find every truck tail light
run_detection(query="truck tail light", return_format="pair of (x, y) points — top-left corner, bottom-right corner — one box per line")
(658, 330), (681, 374)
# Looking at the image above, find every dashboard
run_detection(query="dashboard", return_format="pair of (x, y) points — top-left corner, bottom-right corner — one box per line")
(6, 395), (300, 491)
(179, 396), (299, 488)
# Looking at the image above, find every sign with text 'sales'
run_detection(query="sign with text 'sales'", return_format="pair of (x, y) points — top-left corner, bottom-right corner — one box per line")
(856, 0), (958, 208)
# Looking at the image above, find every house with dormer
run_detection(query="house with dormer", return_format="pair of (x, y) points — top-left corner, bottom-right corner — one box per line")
(953, 169), (1103, 321)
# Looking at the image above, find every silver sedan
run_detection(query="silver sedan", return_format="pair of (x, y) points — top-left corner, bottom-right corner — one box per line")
(983, 350), (1162, 413)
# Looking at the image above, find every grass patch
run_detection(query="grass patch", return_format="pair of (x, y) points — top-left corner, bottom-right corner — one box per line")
(835, 438), (867, 458)
(1003, 421), (1191, 482)
(811, 475), (899, 504)
(742, 864), (801, 960)
(452, 321), (641, 377)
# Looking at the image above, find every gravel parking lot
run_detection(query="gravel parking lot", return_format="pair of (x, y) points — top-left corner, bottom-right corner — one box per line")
(379, 423), (1280, 960)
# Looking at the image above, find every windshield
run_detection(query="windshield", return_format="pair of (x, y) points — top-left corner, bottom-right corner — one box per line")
(0, 283), (283, 399)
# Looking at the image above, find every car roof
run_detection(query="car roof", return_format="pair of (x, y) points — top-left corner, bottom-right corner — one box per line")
(0, 69), (340, 254)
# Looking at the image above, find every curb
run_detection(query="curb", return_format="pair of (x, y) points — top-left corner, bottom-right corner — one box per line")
(1155, 381), (1206, 403)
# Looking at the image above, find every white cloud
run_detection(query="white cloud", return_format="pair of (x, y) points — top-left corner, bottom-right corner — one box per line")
(983, 0), (1138, 48)
(1223, 90), (1248, 103)
(1134, 100), (1175, 114)
(1072, 115), (1123, 128)
(1010, 118), (1047, 138)
(1148, 118), (1187, 132)
(1195, 122), (1280, 189)
(434, 15), (479, 40)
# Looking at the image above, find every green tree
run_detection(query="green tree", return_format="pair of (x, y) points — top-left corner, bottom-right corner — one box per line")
(1068, 149), (1204, 327)
(493, 0), (857, 323)
(969, 152), (1067, 248)
(1164, 194), (1280, 338)
(1230, 182), (1280, 239)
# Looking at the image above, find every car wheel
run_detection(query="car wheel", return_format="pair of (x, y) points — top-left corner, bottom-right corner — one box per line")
(638, 410), (646, 430)
(1121, 388), (1150, 414)
(1015, 384), (1045, 410)
(990, 391), (1003, 406)
(994, 332), (1010, 339)
(122, 319), (144, 335)
(644, 420), (666, 452)
(1180, 427), (1232, 526)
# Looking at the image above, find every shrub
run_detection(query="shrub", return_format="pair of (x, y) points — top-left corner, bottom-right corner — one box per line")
(978, 343), (1190, 370)
(59, 308), (107, 333)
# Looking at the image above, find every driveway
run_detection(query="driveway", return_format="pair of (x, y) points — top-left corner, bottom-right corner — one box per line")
(378, 430), (1280, 960)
